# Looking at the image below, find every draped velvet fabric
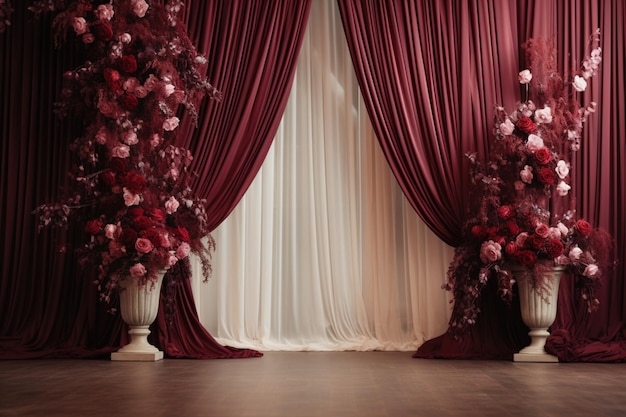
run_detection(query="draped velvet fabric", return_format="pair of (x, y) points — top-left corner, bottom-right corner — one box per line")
(0, 1), (310, 359)
(338, 0), (626, 361)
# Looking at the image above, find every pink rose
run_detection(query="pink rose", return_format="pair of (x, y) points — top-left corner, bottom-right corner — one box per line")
(121, 130), (138, 145)
(162, 117), (180, 132)
(534, 223), (550, 238)
(111, 144), (130, 159)
(583, 264), (599, 277)
(72, 17), (88, 35)
(119, 33), (132, 44)
(520, 165), (533, 184)
(164, 196), (180, 214)
(95, 4), (115, 20)
(104, 224), (118, 239)
(129, 263), (147, 277)
(132, 0), (149, 18)
(123, 187), (141, 206)
(176, 242), (191, 259)
(569, 246), (583, 261)
(526, 134), (544, 151)
(499, 119), (515, 136)
(82, 33), (95, 44)
(479, 240), (502, 264)
(135, 238), (154, 254)
(143, 74), (159, 91)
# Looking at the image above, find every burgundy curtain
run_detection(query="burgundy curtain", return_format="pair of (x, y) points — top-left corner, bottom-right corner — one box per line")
(0, 1), (310, 359)
(339, 0), (626, 361)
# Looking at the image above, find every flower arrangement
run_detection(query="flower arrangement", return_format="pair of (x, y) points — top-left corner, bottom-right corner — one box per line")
(33, 0), (218, 306)
(445, 30), (613, 332)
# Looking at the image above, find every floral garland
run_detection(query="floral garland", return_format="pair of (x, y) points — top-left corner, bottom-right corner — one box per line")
(33, 0), (218, 308)
(445, 30), (613, 332)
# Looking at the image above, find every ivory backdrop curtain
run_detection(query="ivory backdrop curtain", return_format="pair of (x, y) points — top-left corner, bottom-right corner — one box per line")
(190, 0), (453, 351)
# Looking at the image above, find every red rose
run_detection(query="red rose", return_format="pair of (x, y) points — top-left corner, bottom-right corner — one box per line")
(470, 225), (486, 239)
(100, 170), (117, 186)
(92, 22), (113, 41)
(119, 93), (139, 111)
(575, 219), (593, 237)
(527, 234), (545, 250)
(84, 219), (102, 235)
(103, 68), (120, 83)
(119, 55), (138, 74)
(534, 147), (552, 165)
(536, 167), (555, 185)
(110, 157), (128, 173)
(497, 205), (513, 220)
(504, 242), (518, 256)
(145, 208), (165, 222)
(133, 216), (154, 230)
(516, 250), (537, 267)
(544, 239), (564, 259)
(119, 228), (138, 245)
(172, 226), (191, 243)
(127, 206), (144, 218)
(516, 116), (537, 134)
(121, 171), (147, 193)
(506, 220), (521, 236)
(140, 228), (166, 247)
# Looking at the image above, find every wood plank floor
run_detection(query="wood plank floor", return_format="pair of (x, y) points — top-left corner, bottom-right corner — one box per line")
(2, 351), (626, 417)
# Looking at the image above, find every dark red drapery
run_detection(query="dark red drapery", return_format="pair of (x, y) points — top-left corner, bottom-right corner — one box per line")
(0, 0), (310, 359)
(338, 0), (626, 361)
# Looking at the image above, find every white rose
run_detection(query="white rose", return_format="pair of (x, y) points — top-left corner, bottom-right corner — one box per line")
(569, 246), (583, 261)
(119, 33), (132, 44)
(520, 165), (533, 184)
(583, 264), (599, 277)
(499, 119), (515, 136)
(518, 69), (532, 84)
(164, 84), (175, 97)
(573, 75), (588, 92)
(123, 188), (141, 206)
(556, 180), (571, 196)
(104, 224), (117, 240)
(557, 222), (569, 237)
(555, 160), (570, 179)
(164, 196), (180, 214)
(526, 134), (544, 152)
(534, 106), (553, 124)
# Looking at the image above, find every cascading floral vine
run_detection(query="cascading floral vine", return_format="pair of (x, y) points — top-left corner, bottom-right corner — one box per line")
(32, 0), (218, 308)
(445, 29), (614, 333)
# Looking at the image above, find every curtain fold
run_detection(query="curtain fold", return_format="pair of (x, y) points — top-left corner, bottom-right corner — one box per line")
(339, 0), (626, 361)
(0, 0), (310, 359)
(191, 0), (453, 351)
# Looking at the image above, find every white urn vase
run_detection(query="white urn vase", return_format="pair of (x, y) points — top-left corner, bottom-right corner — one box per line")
(511, 264), (565, 363)
(111, 271), (165, 362)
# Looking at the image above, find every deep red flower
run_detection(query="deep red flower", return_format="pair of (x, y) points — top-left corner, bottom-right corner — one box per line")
(92, 22), (113, 41)
(497, 205), (514, 219)
(516, 250), (537, 267)
(506, 220), (521, 236)
(120, 171), (147, 193)
(119, 93), (139, 111)
(110, 158), (128, 174)
(141, 228), (166, 247)
(171, 226), (191, 243)
(536, 167), (555, 185)
(470, 224), (486, 239)
(133, 215), (154, 230)
(516, 116), (537, 134)
(84, 219), (102, 235)
(527, 234), (545, 250)
(100, 170), (117, 186)
(119, 228), (138, 245)
(544, 239), (564, 258)
(504, 241), (518, 256)
(127, 206), (144, 218)
(103, 68), (120, 83)
(575, 219), (593, 237)
(534, 147), (552, 165)
(119, 55), (138, 74)
(145, 208), (165, 222)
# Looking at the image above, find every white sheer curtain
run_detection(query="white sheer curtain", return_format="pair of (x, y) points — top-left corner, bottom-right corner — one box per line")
(190, 0), (454, 351)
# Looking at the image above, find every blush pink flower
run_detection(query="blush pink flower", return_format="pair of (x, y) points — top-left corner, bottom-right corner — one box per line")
(129, 263), (147, 277)
(479, 240), (502, 264)
(135, 238), (154, 254)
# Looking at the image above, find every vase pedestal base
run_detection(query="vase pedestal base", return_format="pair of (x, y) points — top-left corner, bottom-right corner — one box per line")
(514, 352), (558, 363)
(111, 351), (164, 362)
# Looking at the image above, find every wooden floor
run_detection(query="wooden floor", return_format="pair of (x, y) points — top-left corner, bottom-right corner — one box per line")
(2, 351), (626, 417)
